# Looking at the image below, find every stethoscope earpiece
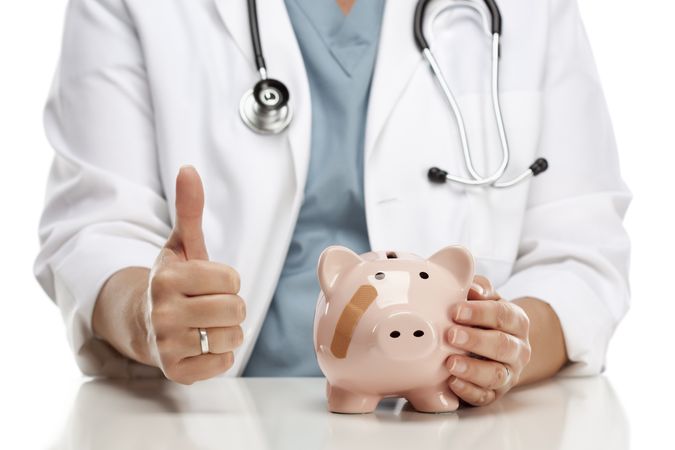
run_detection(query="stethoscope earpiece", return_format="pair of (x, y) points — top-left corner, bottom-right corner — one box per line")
(428, 167), (449, 184)
(240, 78), (293, 135)
(529, 158), (549, 176)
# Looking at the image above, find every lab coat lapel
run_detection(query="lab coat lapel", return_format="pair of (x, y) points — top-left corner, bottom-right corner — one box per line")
(213, 0), (312, 193)
(365, 0), (423, 164)
(213, 0), (250, 69)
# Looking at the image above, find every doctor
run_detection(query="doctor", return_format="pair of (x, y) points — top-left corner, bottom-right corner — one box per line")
(35, 0), (631, 408)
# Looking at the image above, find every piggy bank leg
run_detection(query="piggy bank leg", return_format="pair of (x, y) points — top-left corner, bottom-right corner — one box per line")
(326, 382), (381, 414)
(405, 383), (459, 413)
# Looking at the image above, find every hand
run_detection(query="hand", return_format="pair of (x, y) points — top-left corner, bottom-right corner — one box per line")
(444, 275), (532, 406)
(143, 166), (245, 384)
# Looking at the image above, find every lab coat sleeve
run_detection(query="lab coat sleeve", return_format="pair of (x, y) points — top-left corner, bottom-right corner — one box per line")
(495, 0), (632, 376)
(33, 0), (169, 377)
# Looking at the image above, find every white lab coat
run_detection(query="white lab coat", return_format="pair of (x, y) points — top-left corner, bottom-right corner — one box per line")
(34, 0), (631, 378)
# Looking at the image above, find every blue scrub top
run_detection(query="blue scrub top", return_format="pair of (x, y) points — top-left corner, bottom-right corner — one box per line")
(243, 0), (385, 376)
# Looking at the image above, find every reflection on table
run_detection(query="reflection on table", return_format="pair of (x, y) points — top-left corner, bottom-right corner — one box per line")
(50, 376), (628, 450)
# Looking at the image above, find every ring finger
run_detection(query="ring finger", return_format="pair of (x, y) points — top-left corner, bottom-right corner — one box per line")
(446, 354), (512, 390)
(181, 326), (244, 357)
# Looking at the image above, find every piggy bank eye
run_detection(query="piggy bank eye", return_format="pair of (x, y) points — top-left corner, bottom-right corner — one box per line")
(375, 272), (385, 280)
(419, 271), (429, 279)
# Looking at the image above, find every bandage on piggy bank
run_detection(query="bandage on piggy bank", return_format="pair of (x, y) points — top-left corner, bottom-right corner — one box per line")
(314, 245), (486, 414)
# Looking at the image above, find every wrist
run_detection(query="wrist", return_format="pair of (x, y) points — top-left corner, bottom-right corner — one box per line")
(92, 267), (154, 366)
(511, 296), (568, 386)
(127, 275), (153, 365)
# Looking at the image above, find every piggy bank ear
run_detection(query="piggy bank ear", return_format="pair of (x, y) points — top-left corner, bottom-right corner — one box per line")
(317, 246), (363, 294)
(428, 246), (474, 289)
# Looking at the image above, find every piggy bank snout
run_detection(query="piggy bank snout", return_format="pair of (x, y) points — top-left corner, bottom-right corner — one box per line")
(375, 312), (436, 361)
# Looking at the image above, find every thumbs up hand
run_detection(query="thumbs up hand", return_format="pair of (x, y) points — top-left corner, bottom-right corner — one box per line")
(145, 166), (245, 384)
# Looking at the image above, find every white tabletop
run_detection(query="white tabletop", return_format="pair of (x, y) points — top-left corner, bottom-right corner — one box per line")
(46, 376), (626, 450)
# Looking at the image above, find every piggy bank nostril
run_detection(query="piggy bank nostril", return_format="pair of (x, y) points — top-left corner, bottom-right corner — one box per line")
(389, 331), (401, 338)
(413, 330), (424, 337)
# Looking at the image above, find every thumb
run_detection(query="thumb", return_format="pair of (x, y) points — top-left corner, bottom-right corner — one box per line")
(468, 274), (501, 300)
(166, 165), (209, 260)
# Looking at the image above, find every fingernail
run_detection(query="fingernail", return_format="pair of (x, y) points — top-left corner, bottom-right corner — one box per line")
(450, 359), (467, 374)
(452, 328), (469, 345)
(474, 284), (485, 296)
(451, 378), (465, 389)
(456, 305), (472, 321)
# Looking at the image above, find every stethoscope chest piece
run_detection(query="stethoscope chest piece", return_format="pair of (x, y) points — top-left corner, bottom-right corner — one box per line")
(239, 78), (293, 134)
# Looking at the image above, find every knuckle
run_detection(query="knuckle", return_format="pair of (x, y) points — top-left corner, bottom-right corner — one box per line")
(480, 390), (495, 405)
(496, 332), (514, 361)
(522, 344), (532, 364)
(520, 311), (531, 334)
(495, 302), (511, 330)
(150, 303), (172, 328)
(150, 268), (176, 297)
(490, 364), (507, 389)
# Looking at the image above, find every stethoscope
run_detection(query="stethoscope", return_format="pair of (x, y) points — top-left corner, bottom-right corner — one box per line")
(239, 0), (549, 189)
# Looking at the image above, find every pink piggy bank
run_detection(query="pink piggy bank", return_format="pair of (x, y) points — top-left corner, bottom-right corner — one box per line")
(313, 245), (477, 414)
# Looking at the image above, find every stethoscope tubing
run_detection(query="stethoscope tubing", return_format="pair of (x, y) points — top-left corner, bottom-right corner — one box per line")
(247, 0), (267, 78)
(425, 34), (520, 188)
(418, 0), (546, 188)
(242, 0), (548, 187)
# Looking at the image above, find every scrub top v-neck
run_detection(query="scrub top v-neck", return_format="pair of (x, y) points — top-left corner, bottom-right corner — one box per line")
(242, 0), (386, 376)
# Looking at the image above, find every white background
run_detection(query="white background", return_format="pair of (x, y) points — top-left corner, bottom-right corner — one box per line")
(0, 1), (673, 448)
